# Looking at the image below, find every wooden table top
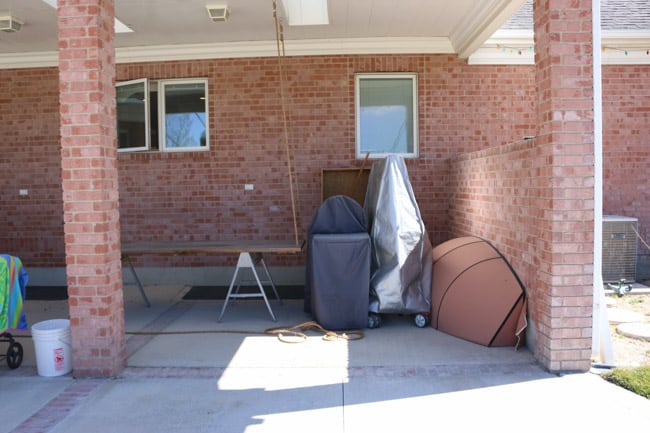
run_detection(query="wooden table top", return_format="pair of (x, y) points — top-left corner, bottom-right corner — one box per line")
(121, 239), (304, 255)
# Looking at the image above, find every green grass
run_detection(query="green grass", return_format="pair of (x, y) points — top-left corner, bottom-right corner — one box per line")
(603, 366), (650, 399)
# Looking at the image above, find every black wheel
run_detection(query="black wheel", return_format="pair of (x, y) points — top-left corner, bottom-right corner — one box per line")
(6, 341), (23, 369)
(367, 314), (382, 329)
(414, 313), (430, 328)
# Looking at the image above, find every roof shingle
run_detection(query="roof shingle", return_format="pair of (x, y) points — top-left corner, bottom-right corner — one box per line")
(502, 0), (650, 31)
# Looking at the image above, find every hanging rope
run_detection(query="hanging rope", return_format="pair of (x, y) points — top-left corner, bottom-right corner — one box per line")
(273, 1), (301, 246)
(632, 225), (650, 252)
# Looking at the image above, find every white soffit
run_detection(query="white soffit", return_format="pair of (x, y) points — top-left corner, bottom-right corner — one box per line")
(115, 37), (454, 64)
(0, 36), (454, 69)
(452, 0), (529, 59)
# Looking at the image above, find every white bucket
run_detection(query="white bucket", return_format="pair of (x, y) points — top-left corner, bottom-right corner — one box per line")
(31, 319), (72, 377)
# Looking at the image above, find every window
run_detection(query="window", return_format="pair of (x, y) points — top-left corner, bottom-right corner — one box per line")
(117, 78), (208, 152)
(159, 80), (208, 151)
(117, 79), (149, 152)
(355, 73), (418, 158)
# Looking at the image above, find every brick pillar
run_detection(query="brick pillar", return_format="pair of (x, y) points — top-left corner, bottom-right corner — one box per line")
(58, 0), (125, 377)
(533, 0), (595, 372)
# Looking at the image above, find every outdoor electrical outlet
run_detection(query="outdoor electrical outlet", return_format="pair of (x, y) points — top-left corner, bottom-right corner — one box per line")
(19, 189), (28, 196)
(245, 184), (254, 191)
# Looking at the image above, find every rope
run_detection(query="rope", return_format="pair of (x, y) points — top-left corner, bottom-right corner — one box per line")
(273, 1), (301, 246)
(125, 329), (266, 336)
(264, 321), (365, 343)
(632, 225), (650, 252)
(124, 321), (364, 344)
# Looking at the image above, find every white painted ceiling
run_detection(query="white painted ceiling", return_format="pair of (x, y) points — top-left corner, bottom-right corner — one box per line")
(0, 0), (527, 62)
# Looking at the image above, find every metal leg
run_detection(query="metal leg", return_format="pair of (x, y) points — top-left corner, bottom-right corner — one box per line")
(123, 254), (151, 308)
(218, 266), (240, 322)
(259, 256), (282, 305)
(232, 257), (281, 303)
(249, 260), (277, 322)
(217, 252), (277, 322)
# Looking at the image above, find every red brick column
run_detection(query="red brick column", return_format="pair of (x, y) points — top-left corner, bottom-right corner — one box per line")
(58, 0), (125, 377)
(533, 0), (595, 371)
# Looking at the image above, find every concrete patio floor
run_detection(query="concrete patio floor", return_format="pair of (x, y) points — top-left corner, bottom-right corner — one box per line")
(2, 284), (650, 433)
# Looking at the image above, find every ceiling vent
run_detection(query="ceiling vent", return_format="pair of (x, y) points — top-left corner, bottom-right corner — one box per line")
(602, 215), (638, 283)
(206, 5), (230, 22)
(0, 16), (23, 33)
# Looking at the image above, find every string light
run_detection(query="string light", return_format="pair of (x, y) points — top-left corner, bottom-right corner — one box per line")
(493, 45), (650, 57)
(602, 46), (650, 56)
(490, 45), (650, 59)
(496, 44), (534, 56)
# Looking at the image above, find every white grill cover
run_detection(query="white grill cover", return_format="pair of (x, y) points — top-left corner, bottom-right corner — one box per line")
(364, 155), (432, 314)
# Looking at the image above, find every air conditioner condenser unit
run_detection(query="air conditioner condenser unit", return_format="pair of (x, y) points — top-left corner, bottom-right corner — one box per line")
(602, 215), (638, 283)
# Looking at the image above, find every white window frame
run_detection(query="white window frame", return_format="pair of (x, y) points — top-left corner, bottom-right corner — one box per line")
(116, 78), (150, 153)
(158, 78), (209, 153)
(116, 77), (209, 153)
(355, 73), (419, 159)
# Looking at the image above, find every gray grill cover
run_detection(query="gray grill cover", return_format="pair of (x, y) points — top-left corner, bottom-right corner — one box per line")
(309, 233), (370, 330)
(364, 155), (432, 314)
(304, 195), (369, 314)
(308, 195), (367, 235)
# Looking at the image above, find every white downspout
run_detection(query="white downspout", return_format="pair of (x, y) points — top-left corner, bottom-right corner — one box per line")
(591, 0), (615, 366)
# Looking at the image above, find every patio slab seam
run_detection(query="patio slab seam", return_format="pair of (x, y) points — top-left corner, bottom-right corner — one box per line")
(118, 360), (545, 380)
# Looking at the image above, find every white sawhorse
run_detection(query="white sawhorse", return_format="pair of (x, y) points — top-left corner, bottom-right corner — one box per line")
(218, 252), (281, 322)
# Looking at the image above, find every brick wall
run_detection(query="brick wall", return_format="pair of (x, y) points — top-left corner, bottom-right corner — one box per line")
(114, 54), (537, 268)
(0, 55), (647, 275)
(0, 68), (64, 264)
(448, 139), (539, 269)
(603, 66), (650, 252)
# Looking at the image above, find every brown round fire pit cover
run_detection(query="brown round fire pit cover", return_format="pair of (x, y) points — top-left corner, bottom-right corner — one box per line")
(431, 236), (527, 348)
